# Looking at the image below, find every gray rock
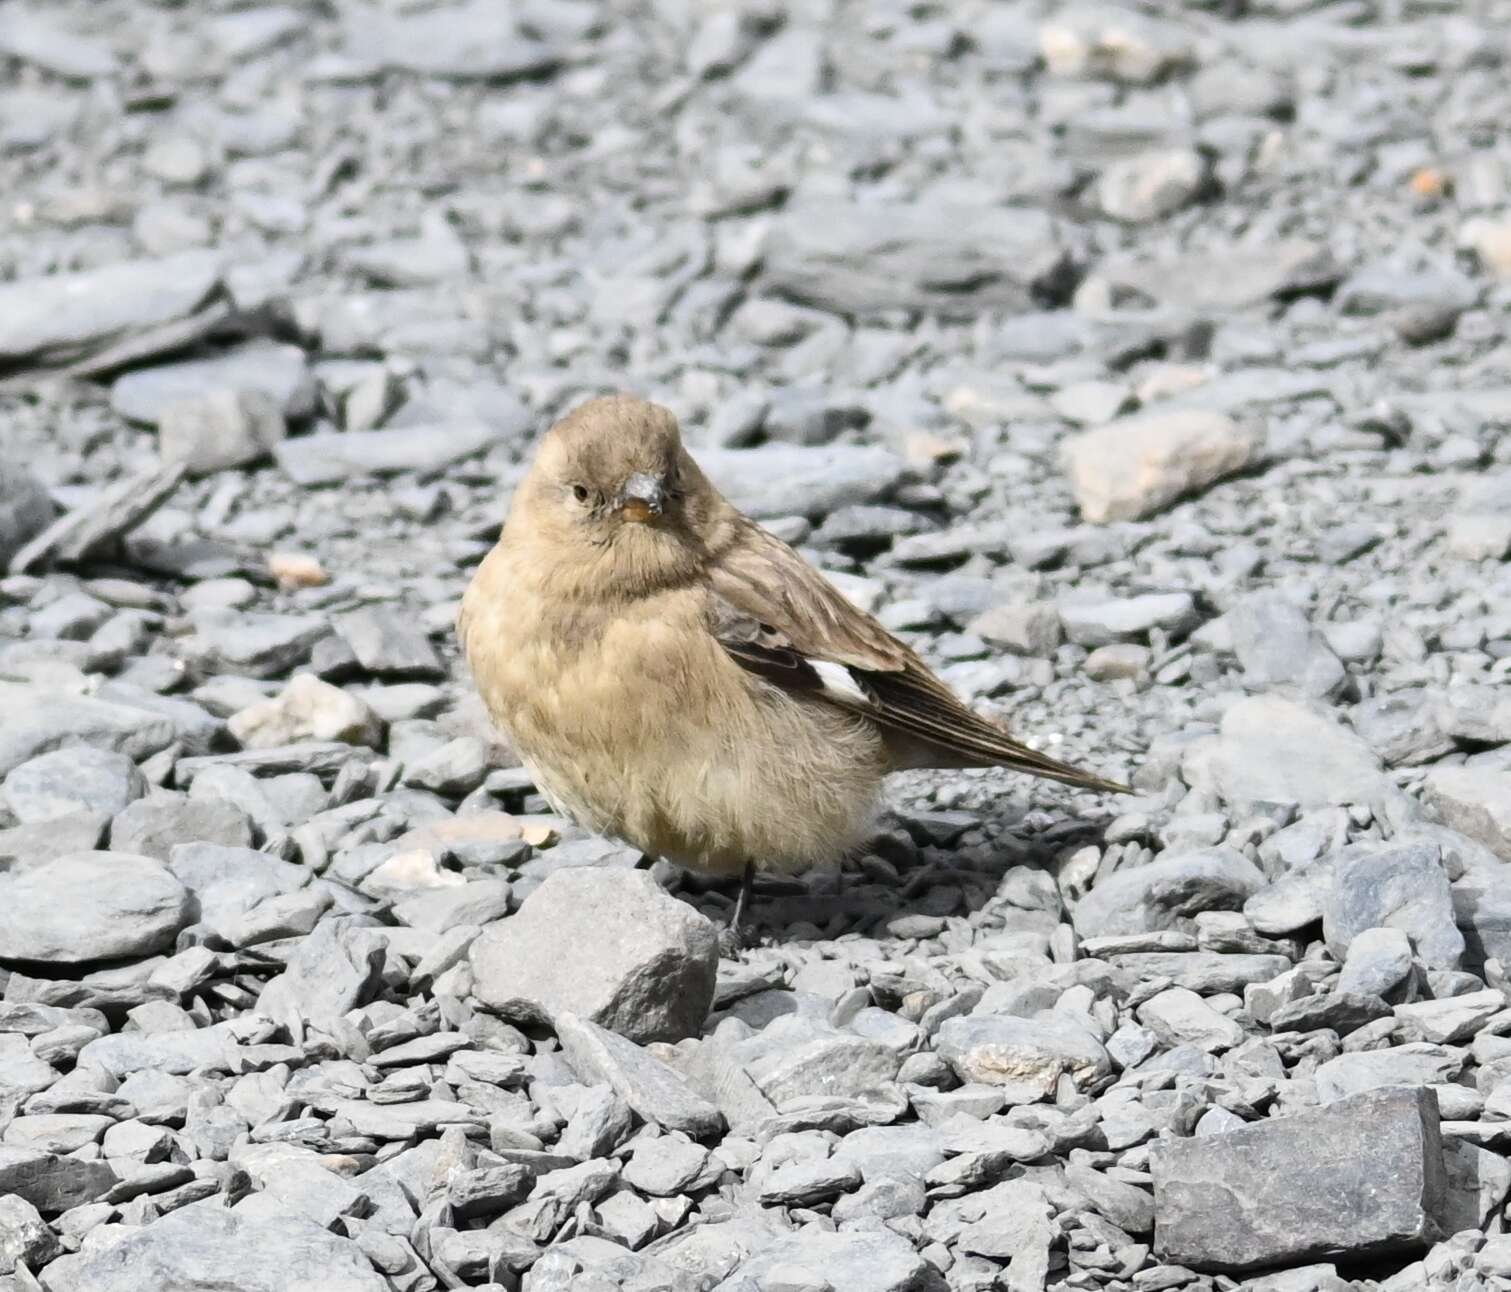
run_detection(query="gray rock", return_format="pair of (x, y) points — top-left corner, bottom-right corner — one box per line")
(1266, 991), (1392, 1037)
(0, 468), (56, 567)
(167, 843), (309, 926)
(969, 604), (1063, 656)
(1338, 927), (1415, 998)
(936, 1014), (1111, 1099)
(621, 1135), (711, 1196)
(158, 390), (288, 476)
(257, 919), (386, 1037)
(78, 1026), (233, 1079)
(0, 851), (189, 962)
(1108, 952), (1290, 994)
(228, 674), (385, 749)
(469, 869), (719, 1043)
(0, 1033), (60, 1094)
(1041, 8), (1191, 82)
(110, 794), (254, 860)
(1324, 843), (1464, 970)
(1064, 409), (1258, 524)
(1393, 989), (1505, 1045)
(762, 199), (1073, 319)
(447, 1163), (533, 1217)
(1189, 696), (1390, 810)
(0, 808), (107, 870)
(1075, 848), (1266, 939)
(0, 1191), (59, 1274)
(335, 606), (445, 679)
(1097, 148), (1210, 223)
(1447, 513), (1511, 561)
(343, 0), (560, 79)
(8, 459), (188, 576)
(1425, 768), (1511, 862)
(402, 735), (489, 795)
(1352, 690), (1455, 767)
(1454, 874), (1511, 969)
(3, 746), (145, 824)
(392, 879), (510, 932)
(1092, 239), (1338, 311)
(111, 343), (314, 425)
(710, 1227), (931, 1292)
(556, 1012), (723, 1138)
(0, 251), (221, 368)
(1065, 1160), (1154, 1233)
(1060, 592), (1199, 647)
(180, 610), (330, 679)
(697, 443), (907, 520)
(1137, 987), (1245, 1051)
(0, 1147), (117, 1216)
(1227, 591), (1346, 700)
(274, 423), (497, 486)
(41, 1202), (388, 1290)
(740, 1030), (902, 1106)
(1245, 856), (1337, 935)
(1153, 1087), (1447, 1271)
(756, 1157), (862, 1206)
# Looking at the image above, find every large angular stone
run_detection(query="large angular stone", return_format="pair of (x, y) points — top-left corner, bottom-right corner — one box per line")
(0, 251), (221, 368)
(935, 1015), (1111, 1099)
(228, 673), (385, 749)
(1323, 843), (1464, 970)
(1188, 695), (1390, 810)
(762, 199), (1074, 319)
(1074, 848), (1265, 939)
(555, 1012), (723, 1139)
(469, 869), (719, 1043)
(1065, 409), (1257, 523)
(256, 919), (386, 1037)
(1425, 768), (1511, 862)
(273, 423), (496, 486)
(3, 746), (145, 824)
(0, 851), (189, 963)
(0, 1147), (117, 1215)
(1152, 1087), (1447, 1272)
(1226, 591), (1346, 701)
(341, 0), (560, 80)
(709, 1226), (932, 1292)
(0, 468), (55, 567)
(697, 443), (908, 521)
(110, 342), (314, 425)
(37, 1202), (388, 1291)
(0, 689), (177, 777)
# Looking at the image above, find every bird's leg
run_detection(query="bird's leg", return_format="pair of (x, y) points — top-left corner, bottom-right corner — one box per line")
(719, 860), (758, 955)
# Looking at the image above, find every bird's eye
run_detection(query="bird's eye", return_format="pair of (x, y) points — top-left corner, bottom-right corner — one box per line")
(571, 485), (589, 503)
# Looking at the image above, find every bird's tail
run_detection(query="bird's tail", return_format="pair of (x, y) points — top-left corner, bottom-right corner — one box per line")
(983, 738), (1133, 795)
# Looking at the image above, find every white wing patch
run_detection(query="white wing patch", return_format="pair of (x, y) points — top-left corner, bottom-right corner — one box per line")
(811, 658), (870, 706)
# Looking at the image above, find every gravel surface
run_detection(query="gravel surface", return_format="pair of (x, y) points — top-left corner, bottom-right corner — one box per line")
(2, 1), (1511, 1290)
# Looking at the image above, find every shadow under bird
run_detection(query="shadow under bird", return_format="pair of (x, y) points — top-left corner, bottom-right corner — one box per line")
(459, 394), (1129, 941)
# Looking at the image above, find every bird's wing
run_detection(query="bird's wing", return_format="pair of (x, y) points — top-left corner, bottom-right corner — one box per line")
(705, 521), (1129, 793)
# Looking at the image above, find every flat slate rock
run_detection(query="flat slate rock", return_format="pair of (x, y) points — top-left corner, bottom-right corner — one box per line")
(470, 868), (719, 1044)
(0, 251), (222, 368)
(1152, 1087), (1448, 1272)
(39, 1201), (389, 1290)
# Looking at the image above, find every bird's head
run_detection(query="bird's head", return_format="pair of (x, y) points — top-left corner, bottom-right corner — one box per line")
(509, 394), (727, 591)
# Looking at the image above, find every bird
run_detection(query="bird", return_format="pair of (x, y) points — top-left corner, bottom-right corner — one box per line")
(458, 394), (1129, 943)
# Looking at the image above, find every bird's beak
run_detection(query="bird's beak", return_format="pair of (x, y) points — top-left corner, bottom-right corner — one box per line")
(617, 472), (664, 524)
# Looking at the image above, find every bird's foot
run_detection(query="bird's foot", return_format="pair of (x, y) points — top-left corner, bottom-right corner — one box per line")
(718, 860), (758, 956)
(718, 922), (758, 957)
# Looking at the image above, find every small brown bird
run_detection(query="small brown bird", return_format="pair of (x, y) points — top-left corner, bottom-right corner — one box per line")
(459, 395), (1128, 939)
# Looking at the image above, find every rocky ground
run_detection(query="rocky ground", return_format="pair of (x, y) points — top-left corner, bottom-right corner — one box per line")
(2, 0), (1511, 1289)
